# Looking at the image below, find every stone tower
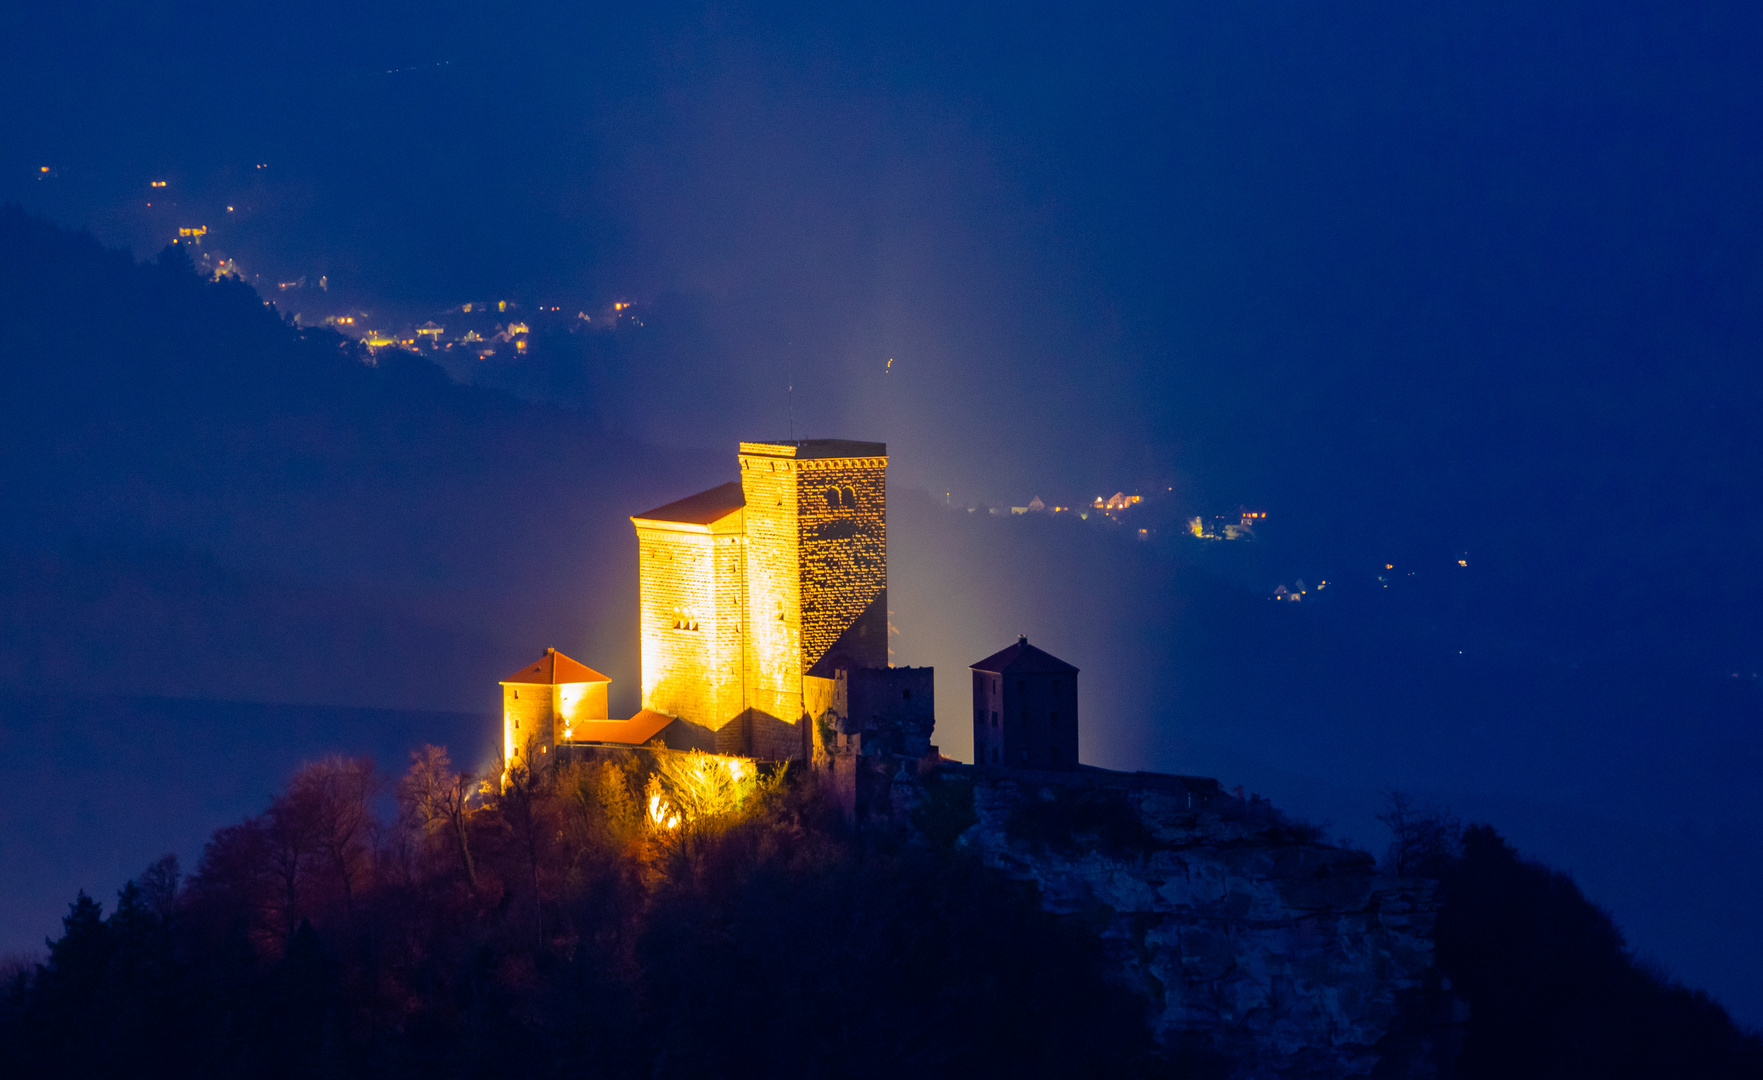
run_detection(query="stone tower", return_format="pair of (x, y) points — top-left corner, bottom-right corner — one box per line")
(628, 481), (749, 743)
(630, 439), (887, 758)
(501, 648), (611, 769)
(970, 636), (1079, 770)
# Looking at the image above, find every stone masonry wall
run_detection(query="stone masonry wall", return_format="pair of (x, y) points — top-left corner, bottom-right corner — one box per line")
(635, 524), (717, 725)
(846, 666), (933, 757)
(738, 446), (803, 727)
(795, 455), (887, 671)
(737, 443), (888, 756)
(710, 522), (746, 731)
(502, 684), (555, 766)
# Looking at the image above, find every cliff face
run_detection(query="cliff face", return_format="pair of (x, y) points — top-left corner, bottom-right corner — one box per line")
(934, 768), (1444, 1078)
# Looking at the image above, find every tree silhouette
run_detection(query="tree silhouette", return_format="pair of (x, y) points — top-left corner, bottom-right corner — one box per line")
(399, 744), (479, 890)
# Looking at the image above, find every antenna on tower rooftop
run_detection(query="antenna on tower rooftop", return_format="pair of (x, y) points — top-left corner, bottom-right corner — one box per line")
(787, 362), (795, 442)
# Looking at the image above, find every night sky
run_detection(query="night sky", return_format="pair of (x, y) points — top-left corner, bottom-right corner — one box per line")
(4, 0), (1762, 1027)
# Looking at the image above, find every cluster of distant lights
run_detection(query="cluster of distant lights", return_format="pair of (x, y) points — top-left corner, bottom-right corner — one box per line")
(98, 169), (625, 339)
(32, 165), (626, 344)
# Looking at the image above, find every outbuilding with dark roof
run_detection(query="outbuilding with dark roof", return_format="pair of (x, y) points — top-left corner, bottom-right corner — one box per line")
(970, 636), (1079, 770)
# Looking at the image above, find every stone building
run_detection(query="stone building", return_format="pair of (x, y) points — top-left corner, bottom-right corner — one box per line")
(970, 636), (1079, 770)
(811, 665), (935, 759)
(501, 648), (723, 772)
(501, 648), (610, 769)
(629, 439), (891, 759)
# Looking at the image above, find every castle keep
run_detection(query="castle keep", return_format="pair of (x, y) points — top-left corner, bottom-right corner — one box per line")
(500, 436), (1071, 772)
(628, 439), (891, 759)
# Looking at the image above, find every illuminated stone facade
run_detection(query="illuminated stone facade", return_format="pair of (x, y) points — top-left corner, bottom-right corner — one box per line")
(630, 440), (888, 759)
(501, 648), (611, 769)
(630, 481), (748, 747)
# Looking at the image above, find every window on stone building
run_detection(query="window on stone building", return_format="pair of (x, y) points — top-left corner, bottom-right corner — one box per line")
(991, 710), (999, 727)
(842, 486), (857, 508)
(825, 487), (840, 510)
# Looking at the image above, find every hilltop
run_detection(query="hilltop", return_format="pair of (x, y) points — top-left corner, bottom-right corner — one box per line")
(3, 751), (1760, 1079)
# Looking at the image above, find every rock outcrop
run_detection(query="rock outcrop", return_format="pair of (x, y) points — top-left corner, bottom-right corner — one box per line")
(902, 765), (1446, 1078)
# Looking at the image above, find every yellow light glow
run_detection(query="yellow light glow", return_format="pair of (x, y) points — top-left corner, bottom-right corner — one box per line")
(150, 180), (166, 187)
(1458, 559), (1468, 567)
(647, 792), (681, 830)
(643, 750), (768, 833)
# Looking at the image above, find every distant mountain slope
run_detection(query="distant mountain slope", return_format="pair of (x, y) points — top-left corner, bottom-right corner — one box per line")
(0, 207), (714, 712)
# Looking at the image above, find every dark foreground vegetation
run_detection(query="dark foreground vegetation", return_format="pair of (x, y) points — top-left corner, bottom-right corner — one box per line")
(2, 757), (1759, 1080)
(1388, 798), (1763, 1080)
(0, 750), (1152, 1080)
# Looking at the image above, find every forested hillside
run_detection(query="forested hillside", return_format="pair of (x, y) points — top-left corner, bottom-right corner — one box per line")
(0, 207), (705, 711)
(4, 751), (1761, 1078)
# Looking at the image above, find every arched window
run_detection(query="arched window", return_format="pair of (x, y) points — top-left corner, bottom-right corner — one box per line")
(842, 486), (857, 508)
(826, 487), (840, 510)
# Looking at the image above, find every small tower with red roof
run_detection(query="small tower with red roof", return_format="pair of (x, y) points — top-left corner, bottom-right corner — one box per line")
(500, 648), (611, 770)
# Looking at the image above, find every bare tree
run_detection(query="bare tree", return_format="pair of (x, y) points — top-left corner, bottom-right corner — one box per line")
(1377, 789), (1462, 878)
(399, 744), (479, 890)
(263, 793), (317, 938)
(286, 756), (379, 914)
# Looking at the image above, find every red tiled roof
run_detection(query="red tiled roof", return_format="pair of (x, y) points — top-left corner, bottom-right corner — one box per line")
(501, 648), (611, 685)
(631, 480), (745, 525)
(969, 636), (1079, 674)
(568, 709), (676, 746)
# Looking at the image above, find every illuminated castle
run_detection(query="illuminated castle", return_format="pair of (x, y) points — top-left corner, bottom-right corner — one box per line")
(630, 440), (892, 759)
(501, 437), (1094, 780)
